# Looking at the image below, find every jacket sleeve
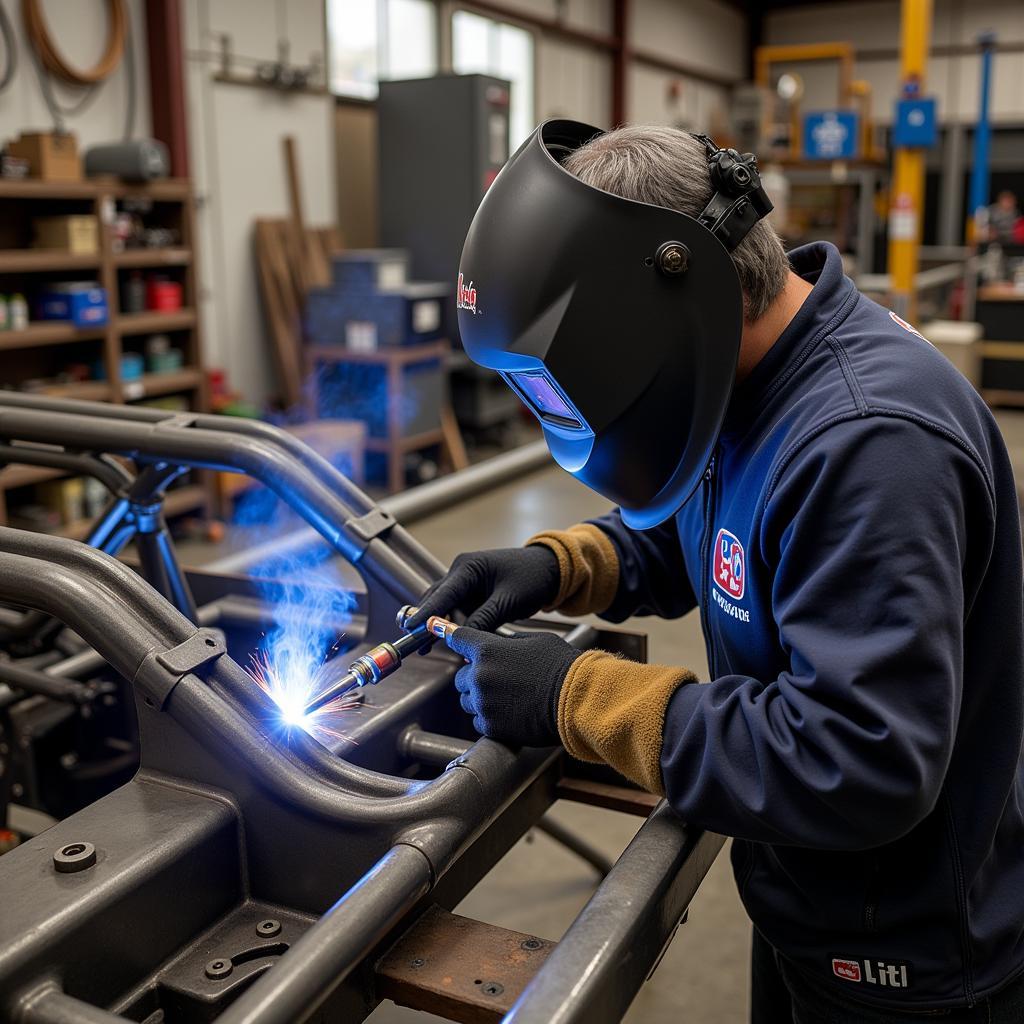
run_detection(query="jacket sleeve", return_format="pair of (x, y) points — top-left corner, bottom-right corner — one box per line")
(657, 416), (995, 850)
(530, 508), (697, 621)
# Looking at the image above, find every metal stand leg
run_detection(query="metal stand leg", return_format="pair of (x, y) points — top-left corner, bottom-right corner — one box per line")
(128, 465), (199, 623)
(536, 814), (614, 877)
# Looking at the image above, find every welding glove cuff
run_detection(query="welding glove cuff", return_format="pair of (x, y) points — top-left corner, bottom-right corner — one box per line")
(448, 626), (581, 746)
(409, 545), (561, 633)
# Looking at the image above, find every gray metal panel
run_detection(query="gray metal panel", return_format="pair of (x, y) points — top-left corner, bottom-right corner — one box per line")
(0, 779), (240, 1009)
(378, 75), (511, 336)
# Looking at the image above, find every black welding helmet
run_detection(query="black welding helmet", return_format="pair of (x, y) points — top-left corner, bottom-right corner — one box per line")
(456, 119), (772, 528)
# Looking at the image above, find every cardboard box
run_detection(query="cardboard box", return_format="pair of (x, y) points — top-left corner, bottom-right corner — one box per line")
(7, 132), (82, 182)
(33, 215), (99, 254)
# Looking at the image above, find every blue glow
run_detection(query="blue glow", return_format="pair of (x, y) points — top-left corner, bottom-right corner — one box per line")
(233, 475), (359, 743)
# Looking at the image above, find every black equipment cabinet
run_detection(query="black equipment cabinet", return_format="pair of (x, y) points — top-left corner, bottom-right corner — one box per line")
(378, 73), (512, 325)
(379, 76), (524, 436)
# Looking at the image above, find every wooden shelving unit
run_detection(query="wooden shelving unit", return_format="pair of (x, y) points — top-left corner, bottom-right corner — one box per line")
(0, 177), (210, 532)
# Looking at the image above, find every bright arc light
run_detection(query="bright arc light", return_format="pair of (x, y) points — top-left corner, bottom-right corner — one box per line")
(246, 648), (361, 746)
(275, 692), (311, 728)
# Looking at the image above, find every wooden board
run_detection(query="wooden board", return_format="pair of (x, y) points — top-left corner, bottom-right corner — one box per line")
(253, 218), (304, 409)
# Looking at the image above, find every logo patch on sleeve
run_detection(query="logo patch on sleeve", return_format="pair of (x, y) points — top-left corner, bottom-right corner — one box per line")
(712, 528), (745, 600)
(888, 309), (929, 342)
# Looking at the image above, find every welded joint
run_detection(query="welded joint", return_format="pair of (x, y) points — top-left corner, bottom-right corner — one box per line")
(129, 502), (163, 534)
(133, 628), (227, 710)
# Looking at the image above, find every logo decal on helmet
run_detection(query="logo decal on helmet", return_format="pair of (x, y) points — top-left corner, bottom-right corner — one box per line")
(457, 273), (478, 315)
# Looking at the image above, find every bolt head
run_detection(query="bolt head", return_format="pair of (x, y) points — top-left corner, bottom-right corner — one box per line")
(481, 981), (505, 997)
(53, 841), (96, 874)
(205, 958), (233, 980)
(256, 918), (281, 937)
(655, 241), (690, 277)
(520, 938), (543, 951)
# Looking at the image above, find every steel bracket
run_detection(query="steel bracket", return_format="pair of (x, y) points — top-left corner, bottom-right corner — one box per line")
(346, 507), (397, 549)
(154, 413), (200, 430)
(133, 628), (227, 710)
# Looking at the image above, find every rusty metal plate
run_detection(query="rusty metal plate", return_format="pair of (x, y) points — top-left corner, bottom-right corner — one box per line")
(376, 905), (554, 1023)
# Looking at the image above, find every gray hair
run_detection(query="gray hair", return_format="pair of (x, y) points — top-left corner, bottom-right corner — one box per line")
(562, 125), (789, 322)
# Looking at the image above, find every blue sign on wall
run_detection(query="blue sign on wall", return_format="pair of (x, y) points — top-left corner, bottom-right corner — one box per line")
(893, 97), (938, 148)
(803, 110), (860, 160)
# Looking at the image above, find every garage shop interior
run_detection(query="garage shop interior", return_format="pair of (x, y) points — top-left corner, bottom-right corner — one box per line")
(1, 1), (1024, 1022)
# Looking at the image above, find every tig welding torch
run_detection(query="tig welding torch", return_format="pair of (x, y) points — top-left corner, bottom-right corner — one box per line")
(300, 605), (456, 715)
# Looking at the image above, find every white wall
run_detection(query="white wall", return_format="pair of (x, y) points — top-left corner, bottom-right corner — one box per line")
(0, 0), (151, 148)
(628, 0), (744, 129)
(764, 0), (1024, 125)
(465, 0), (614, 127)
(457, 0), (743, 131)
(183, 0), (336, 407)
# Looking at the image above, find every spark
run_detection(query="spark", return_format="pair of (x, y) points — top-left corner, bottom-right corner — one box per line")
(246, 647), (361, 746)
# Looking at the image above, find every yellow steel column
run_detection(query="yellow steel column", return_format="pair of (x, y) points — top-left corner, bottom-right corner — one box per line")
(888, 0), (933, 320)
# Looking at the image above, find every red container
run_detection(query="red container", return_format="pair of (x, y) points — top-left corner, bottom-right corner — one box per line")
(146, 278), (183, 311)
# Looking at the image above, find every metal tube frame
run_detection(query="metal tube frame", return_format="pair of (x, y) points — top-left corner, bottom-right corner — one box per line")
(0, 395), (721, 1024)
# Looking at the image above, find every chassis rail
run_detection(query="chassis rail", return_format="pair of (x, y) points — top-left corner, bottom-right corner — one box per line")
(0, 396), (722, 1024)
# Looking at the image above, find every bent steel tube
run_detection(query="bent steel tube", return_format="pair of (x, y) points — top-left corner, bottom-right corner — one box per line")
(0, 539), (551, 850)
(0, 398), (442, 596)
(209, 439), (551, 576)
(0, 528), (196, 644)
(215, 845), (433, 1024)
(503, 804), (725, 1024)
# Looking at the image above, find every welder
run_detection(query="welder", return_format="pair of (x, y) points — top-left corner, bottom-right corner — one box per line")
(409, 121), (1024, 1022)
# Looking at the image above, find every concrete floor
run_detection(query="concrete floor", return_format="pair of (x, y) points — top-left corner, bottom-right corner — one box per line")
(180, 409), (1024, 1023)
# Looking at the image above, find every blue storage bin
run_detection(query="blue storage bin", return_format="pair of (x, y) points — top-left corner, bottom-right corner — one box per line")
(37, 282), (109, 328)
(305, 281), (449, 348)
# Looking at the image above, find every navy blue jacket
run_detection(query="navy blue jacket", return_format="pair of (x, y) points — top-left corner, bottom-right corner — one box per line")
(591, 243), (1024, 1010)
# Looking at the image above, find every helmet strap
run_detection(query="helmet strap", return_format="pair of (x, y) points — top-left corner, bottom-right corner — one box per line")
(691, 133), (774, 252)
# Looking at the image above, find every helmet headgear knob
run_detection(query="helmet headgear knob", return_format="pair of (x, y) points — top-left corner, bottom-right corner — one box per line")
(656, 241), (690, 276)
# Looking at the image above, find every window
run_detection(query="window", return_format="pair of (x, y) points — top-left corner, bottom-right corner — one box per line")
(327, 0), (437, 99)
(451, 10), (535, 149)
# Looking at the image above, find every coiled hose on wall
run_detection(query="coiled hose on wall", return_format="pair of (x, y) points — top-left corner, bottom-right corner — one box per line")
(21, 0), (135, 138)
(0, 3), (17, 94)
(22, 0), (126, 84)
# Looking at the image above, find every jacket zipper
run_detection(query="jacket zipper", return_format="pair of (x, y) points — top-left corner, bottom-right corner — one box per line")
(699, 452), (718, 679)
(862, 853), (880, 930)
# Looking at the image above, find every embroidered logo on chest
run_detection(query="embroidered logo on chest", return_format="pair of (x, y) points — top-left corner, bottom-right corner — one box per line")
(713, 528), (746, 600)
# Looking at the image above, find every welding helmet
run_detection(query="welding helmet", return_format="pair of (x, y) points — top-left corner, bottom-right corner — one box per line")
(456, 119), (772, 528)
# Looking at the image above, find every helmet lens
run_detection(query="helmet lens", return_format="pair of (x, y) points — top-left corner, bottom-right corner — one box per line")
(504, 369), (588, 431)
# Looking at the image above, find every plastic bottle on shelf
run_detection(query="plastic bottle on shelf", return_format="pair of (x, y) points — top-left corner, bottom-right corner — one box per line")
(9, 293), (28, 331)
(124, 271), (147, 314)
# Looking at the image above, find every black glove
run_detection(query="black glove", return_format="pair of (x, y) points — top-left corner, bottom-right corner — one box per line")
(446, 626), (581, 746)
(408, 546), (561, 633)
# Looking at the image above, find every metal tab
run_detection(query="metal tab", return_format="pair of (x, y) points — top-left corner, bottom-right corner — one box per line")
(133, 628), (227, 710)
